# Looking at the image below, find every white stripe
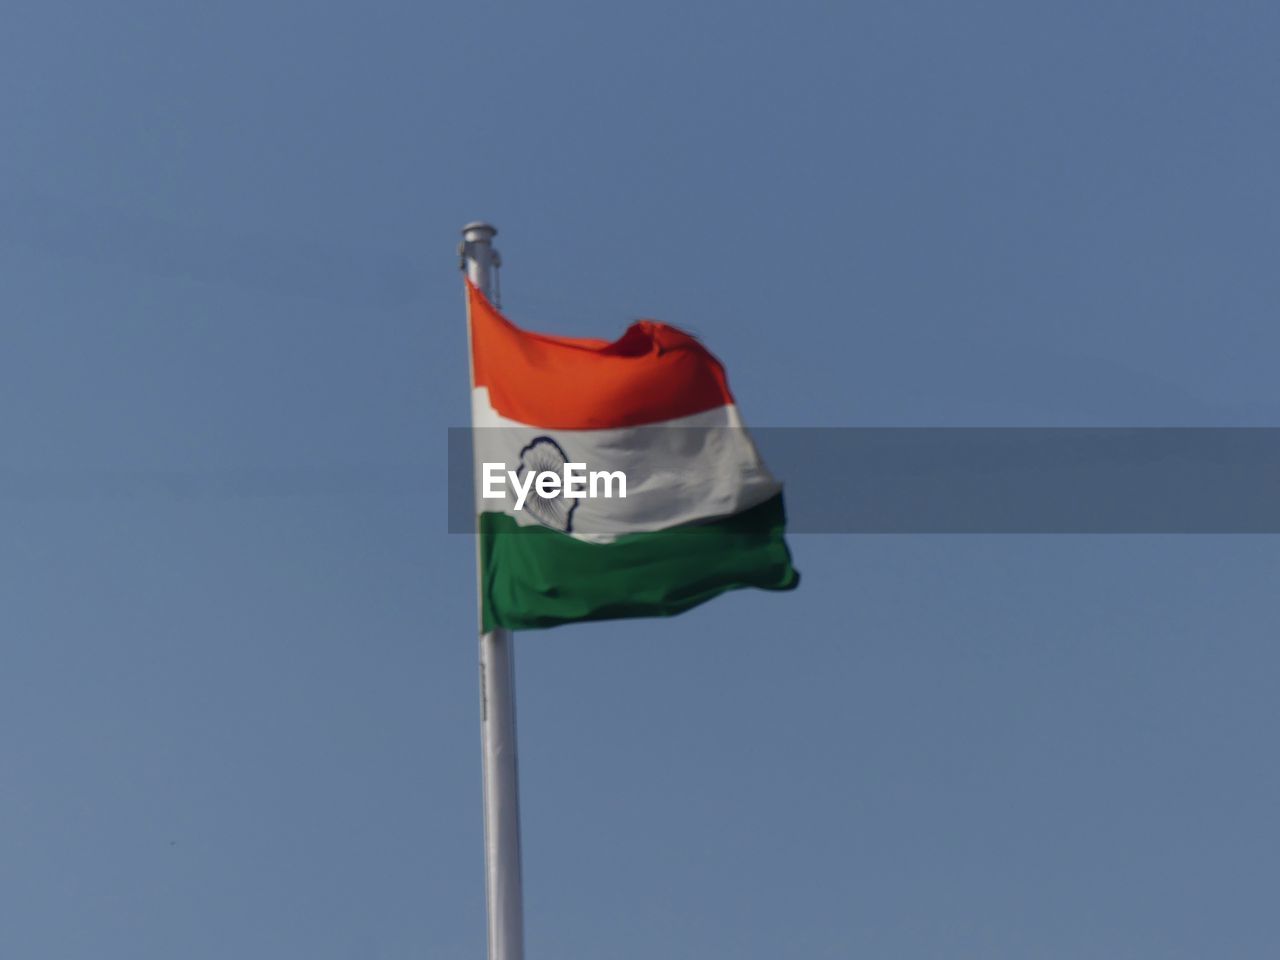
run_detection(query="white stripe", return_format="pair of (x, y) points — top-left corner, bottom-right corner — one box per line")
(472, 387), (780, 542)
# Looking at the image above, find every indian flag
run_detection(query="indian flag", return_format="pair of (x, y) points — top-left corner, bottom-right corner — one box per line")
(469, 281), (798, 631)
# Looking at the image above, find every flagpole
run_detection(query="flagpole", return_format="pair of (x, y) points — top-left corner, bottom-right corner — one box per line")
(462, 221), (525, 960)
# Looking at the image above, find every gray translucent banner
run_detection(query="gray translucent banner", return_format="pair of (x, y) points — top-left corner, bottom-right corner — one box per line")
(448, 427), (1280, 533)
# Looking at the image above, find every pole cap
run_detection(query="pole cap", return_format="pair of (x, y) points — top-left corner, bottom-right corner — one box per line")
(461, 221), (497, 242)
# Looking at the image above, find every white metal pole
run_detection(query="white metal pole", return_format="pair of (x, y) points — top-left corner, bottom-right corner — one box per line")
(461, 221), (525, 960)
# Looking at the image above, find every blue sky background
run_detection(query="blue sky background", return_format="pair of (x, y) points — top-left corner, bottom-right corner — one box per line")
(3, 2), (1279, 957)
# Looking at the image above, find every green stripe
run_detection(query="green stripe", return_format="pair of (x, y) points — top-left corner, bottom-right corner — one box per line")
(480, 493), (799, 631)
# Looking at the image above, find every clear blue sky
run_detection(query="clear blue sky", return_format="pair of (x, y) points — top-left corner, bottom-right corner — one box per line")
(3, 2), (1279, 957)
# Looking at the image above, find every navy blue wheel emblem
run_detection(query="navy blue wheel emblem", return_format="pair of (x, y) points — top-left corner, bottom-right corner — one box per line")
(518, 436), (579, 533)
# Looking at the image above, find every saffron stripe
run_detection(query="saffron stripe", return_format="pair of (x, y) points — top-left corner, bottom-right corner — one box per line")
(469, 281), (735, 429)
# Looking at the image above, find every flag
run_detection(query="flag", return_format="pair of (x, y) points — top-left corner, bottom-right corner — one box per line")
(468, 281), (798, 630)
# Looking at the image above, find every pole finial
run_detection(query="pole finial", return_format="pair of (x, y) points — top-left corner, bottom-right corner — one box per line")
(462, 221), (498, 242)
(461, 223), (501, 302)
